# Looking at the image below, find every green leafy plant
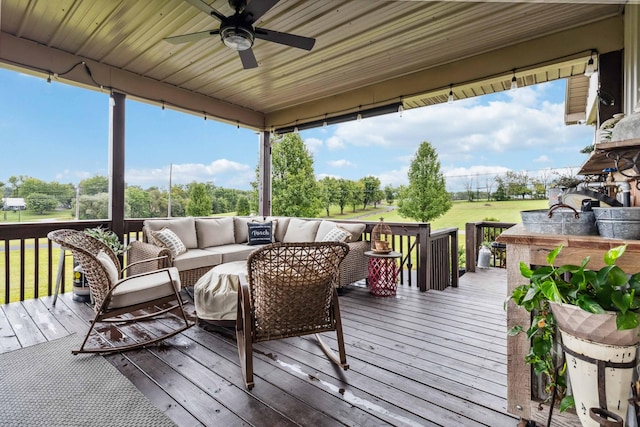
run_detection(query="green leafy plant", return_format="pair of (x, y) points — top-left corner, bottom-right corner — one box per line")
(84, 226), (128, 256)
(508, 244), (640, 411)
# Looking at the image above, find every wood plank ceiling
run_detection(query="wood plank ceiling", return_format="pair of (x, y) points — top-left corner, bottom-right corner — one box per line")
(0, 0), (626, 131)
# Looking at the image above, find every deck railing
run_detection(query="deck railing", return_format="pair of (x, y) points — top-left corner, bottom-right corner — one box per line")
(464, 221), (516, 273)
(1, 218), (459, 304)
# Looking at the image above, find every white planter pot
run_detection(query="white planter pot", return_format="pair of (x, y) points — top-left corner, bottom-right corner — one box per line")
(550, 303), (640, 427)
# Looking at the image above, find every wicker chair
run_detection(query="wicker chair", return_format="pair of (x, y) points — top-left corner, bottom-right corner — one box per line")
(236, 241), (350, 390)
(47, 229), (194, 354)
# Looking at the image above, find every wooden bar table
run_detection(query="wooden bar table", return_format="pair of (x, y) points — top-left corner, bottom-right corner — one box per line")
(497, 223), (640, 425)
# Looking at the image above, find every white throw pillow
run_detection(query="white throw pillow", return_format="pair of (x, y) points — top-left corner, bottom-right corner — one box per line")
(321, 227), (351, 243)
(152, 227), (187, 257)
(96, 250), (119, 285)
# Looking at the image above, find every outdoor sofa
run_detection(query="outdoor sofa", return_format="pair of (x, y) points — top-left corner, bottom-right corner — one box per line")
(128, 216), (369, 288)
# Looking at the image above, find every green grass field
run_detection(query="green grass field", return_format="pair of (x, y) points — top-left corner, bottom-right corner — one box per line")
(360, 199), (549, 231)
(2, 199), (549, 303)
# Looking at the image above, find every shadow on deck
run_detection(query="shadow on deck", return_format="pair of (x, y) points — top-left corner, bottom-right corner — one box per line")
(0, 268), (517, 426)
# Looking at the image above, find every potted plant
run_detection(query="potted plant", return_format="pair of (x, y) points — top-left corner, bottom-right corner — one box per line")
(83, 226), (128, 256)
(508, 244), (640, 426)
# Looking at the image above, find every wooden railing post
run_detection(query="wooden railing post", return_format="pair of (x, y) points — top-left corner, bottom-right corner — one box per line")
(465, 222), (477, 273)
(450, 229), (459, 288)
(418, 222), (430, 291)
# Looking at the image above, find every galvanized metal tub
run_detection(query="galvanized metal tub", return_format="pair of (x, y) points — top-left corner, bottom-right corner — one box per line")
(520, 204), (598, 236)
(593, 207), (640, 240)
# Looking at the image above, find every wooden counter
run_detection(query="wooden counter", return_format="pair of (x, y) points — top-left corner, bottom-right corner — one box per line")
(496, 224), (640, 424)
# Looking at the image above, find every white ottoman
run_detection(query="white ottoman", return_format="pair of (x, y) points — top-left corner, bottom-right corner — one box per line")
(194, 260), (247, 322)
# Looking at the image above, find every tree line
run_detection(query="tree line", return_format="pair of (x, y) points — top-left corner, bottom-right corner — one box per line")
(1, 134), (452, 223)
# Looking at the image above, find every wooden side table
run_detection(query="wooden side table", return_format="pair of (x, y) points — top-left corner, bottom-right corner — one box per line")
(364, 250), (401, 296)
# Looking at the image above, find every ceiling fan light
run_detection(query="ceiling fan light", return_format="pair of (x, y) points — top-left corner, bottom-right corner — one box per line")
(221, 26), (254, 51)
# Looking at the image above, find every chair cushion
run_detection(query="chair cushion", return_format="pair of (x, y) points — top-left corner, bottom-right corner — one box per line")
(248, 222), (274, 245)
(196, 217), (235, 248)
(145, 217), (197, 249)
(283, 218), (321, 242)
(96, 249), (119, 285)
(321, 227), (351, 243)
(152, 228), (187, 258)
(108, 267), (180, 309)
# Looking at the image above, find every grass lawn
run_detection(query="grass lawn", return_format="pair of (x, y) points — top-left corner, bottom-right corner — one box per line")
(360, 199), (549, 231)
(0, 208), (74, 223)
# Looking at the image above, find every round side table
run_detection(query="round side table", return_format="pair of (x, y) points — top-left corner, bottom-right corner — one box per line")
(364, 250), (401, 297)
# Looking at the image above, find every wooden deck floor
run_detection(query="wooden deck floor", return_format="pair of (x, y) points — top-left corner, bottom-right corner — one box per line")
(0, 269), (518, 426)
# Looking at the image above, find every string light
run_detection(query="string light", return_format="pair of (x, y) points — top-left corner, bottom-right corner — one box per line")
(161, 101), (165, 110)
(448, 85), (454, 103)
(584, 50), (595, 77)
(510, 70), (518, 90)
(46, 73), (51, 83)
(204, 112), (207, 121)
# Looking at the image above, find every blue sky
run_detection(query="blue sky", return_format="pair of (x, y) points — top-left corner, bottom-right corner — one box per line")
(0, 67), (595, 192)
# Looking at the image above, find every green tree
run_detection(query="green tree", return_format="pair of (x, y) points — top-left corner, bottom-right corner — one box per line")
(186, 183), (212, 216)
(318, 176), (338, 217)
(360, 176), (381, 210)
(349, 180), (364, 213)
(398, 141), (451, 222)
(126, 186), (151, 218)
(384, 185), (396, 205)
(78, 193), (109, 219)
(25, 193), (58, 214)
(80, 175), (109, 195)
(336, 179), (351, 215)
(235, 196), (250, 216)
(271, 133), (320, 217)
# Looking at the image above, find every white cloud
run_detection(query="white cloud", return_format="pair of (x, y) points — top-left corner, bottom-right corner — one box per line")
(327, 159), (354, 168)
(126, 159), (253, 189)
(326, 136), (345, 150)
(304, 137), (323, 153)
(534, 155), (551, 163)
(377, 166), (410, 187)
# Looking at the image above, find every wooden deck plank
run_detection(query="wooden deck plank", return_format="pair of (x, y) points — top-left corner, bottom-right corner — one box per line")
(0, 268), (537, 426)
(1, 300), (46, 347)
(0, 305), (20, 352)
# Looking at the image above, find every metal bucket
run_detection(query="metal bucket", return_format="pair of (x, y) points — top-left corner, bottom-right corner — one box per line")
(593, 207), (640, 240)
(520, 204), (598, 236)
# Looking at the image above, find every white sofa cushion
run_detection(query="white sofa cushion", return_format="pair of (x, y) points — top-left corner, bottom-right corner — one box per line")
(315, 220), (338, 241)
(265, 216), (291, 242)
(283, 218), (321, 242)
(172, 249), (222, 271)
(337, 222), (366, 242)
(233, 217), (253, 243)
(205, 244), (264, 263)
(196, 217), (235, 248)
(152, 228), (187, 258)
(321, 227), (351, 242)
(145, 217), (197, 249)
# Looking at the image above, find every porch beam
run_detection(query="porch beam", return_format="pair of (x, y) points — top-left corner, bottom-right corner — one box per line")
(265, 16), (623, 130)
(258, 131), (271, 216)
(0, 32), (265, 130)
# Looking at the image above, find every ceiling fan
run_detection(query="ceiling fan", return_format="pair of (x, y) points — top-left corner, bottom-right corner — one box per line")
(165, 0), (316, 69)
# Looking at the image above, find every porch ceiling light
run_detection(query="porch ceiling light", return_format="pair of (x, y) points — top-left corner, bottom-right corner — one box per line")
(221, 25), (254, 51)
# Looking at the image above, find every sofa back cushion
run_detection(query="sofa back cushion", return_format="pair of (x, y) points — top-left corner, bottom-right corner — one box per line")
(264, 216), (290, 242)
(144, 217), (197, 249)
(336, 222), (366, 242)
(282, 218), (321, 242)
(233, 217), (252, 243)
(196, 217), (235, 248)
(315, 220), (338, 241)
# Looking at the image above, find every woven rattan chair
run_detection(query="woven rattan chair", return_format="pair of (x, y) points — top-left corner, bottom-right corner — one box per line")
(47, 229), (193, 354)
(236, 241), (350, 389)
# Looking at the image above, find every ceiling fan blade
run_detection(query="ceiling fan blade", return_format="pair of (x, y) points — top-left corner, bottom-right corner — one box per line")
(242, 0), (280, 24)
(239, 49), (258, 69)
(184, 0), (226, 21)
(164, 29), (220, 44)
(254, 28), (315, 51)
